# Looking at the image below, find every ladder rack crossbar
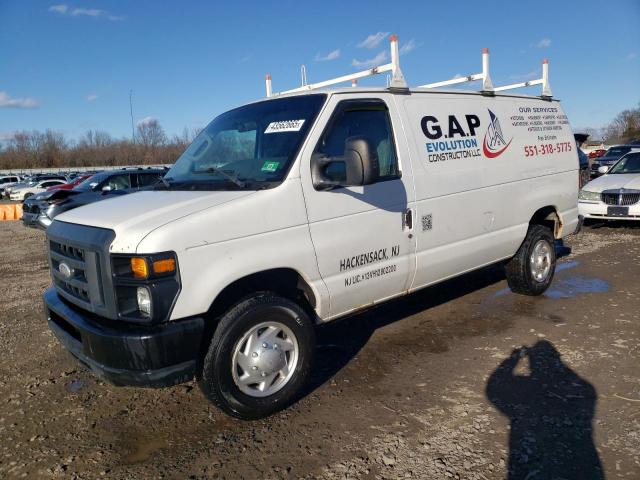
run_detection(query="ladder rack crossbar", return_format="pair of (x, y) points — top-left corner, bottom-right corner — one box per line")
(277, 63), (394, 96)
(494, 78), (543, 92)
(418, 73), (484, 89)
(267, 34), (406, 97)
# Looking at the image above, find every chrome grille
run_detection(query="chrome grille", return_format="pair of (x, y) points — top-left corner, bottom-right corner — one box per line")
(49, 240), (90, 305)
(601, 191), (640, 206)
(46, 222), (116, 318)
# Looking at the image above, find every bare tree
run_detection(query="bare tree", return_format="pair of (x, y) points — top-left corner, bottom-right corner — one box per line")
(136, 118), (167, 147)
(578, 127), (605, 142)
(603, 105), (640, 144)
(79, 130), (113, 148)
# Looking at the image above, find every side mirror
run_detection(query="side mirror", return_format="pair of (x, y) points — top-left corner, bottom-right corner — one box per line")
(311, 136), (379, 190)
(598, 166), (609, 174)
(101, 185), (113, 193)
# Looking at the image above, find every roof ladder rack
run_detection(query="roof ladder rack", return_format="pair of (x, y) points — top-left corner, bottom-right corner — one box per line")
(494, 59), (552, 98)
(265, 40), (553, 99)
(265, 35), (408, 97)
(418, 48), (494, 92)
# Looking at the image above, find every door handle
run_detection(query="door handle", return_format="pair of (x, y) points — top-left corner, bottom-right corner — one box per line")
(403, 208), (413, 230)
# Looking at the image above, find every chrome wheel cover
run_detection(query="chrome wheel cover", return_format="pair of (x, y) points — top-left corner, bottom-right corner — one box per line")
(231, 321), (299, 398)
(530, 239), (553, 283)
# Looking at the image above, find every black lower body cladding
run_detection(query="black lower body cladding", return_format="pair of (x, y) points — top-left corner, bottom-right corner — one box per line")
(44, 288), (204, 388)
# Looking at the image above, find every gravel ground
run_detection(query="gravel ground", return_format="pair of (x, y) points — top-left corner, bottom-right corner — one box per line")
(0, 220), (638, 479)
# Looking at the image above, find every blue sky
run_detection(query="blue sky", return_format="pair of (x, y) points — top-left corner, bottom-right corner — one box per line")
(1, 0), (638, 143)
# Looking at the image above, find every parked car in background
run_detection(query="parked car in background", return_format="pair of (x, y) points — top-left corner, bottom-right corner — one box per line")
(4, 174), (68, 199)
(9, 179), (67, 201)
(578, 148), (590, 188)
(0, 175), (23, 197)
(46, 174), (93, 192)
(0, 175), (22, 187)
(588, 149), (606, 159)
(574, 133), (591, 188)
(579, 151), (640, 221)
(590, 145), (640, 177)
(23, 168), (165, 229)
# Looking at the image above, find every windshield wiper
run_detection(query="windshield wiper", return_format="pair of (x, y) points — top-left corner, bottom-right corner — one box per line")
(194, 167), (246, 188)
(153, 176), (174, 190)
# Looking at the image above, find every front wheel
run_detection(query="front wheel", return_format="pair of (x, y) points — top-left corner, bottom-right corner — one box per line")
(505, 224), (556, 296)
(198, 293), (315, 420)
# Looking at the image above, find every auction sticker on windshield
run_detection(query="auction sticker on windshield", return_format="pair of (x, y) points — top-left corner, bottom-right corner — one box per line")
(261, 161), (280, 172)
(264, 119), (305, 134)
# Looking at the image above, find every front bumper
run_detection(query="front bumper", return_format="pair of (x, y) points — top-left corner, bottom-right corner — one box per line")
(578, 201), (640, 220)
(21, 211), (41, 229)
(44, 287), (205, 388)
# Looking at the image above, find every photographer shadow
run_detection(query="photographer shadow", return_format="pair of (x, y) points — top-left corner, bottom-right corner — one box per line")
(486, 340), (604, 480)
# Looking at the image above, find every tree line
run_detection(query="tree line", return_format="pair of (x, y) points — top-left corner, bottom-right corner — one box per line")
(0, 118), (200, 170)
(1, 105), (639, 170)
(581, 104), (640, 145)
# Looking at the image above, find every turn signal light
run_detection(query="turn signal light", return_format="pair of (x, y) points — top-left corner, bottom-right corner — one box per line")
(153, 258), (176, 275)
(130, 257), (149, 279)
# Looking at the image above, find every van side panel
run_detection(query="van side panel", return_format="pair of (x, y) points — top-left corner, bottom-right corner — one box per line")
(399, 93), (578, 290)
(136, 179), (331, 321)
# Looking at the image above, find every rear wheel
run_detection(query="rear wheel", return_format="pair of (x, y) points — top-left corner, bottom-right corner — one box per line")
(198, 292), (315, 420)
(505, 224), (556, 296)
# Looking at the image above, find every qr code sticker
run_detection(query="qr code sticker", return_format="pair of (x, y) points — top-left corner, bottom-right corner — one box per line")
(422, 214), (432, 231)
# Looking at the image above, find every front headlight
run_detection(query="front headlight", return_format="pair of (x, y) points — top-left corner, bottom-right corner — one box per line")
(578, 190), (600, 201)
(136, 287), (152, 317)
(111, 252), (180, 324)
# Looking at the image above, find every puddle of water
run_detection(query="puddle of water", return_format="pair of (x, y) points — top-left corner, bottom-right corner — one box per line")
(494, 287), (511, 298)
(556, 260), (579, 272)
(65, 379), (92, 394)
(493, 260), (582, 298)
(544, 276), (609, 299)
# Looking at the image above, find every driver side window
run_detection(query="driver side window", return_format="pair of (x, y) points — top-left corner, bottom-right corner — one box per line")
(315, 100), (400, 182)
(105, 174), (131, 190)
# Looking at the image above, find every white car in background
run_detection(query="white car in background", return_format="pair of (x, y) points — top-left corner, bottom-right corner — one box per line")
(579, 151), (640, 221)
(9, 179), (67, 201)
(0, 175), (23, 197)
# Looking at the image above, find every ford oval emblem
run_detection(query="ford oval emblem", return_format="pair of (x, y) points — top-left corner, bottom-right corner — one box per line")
(58, 262), (72, 279)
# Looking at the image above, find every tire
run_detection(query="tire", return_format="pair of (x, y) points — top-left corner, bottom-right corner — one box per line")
(505, 224), (556, 296)
(198, 292), (315, 420)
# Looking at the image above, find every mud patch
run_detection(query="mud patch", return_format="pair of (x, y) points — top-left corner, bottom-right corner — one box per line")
(122, 437), (169, 464)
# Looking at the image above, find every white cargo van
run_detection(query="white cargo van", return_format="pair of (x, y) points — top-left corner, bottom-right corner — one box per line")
(44, 37), (580, 419)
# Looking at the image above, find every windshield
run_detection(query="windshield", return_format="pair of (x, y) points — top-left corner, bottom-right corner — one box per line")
(165, 95), (326, 190)
(609, 153), (640, 174)
(73, 173), (105, 192)
(604, 146), (630, 158)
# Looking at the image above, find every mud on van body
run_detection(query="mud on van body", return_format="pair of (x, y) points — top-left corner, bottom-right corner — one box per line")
(44, 41), (580, 419)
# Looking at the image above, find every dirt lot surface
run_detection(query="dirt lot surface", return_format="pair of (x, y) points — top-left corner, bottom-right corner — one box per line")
(0, 221), (638, 479)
